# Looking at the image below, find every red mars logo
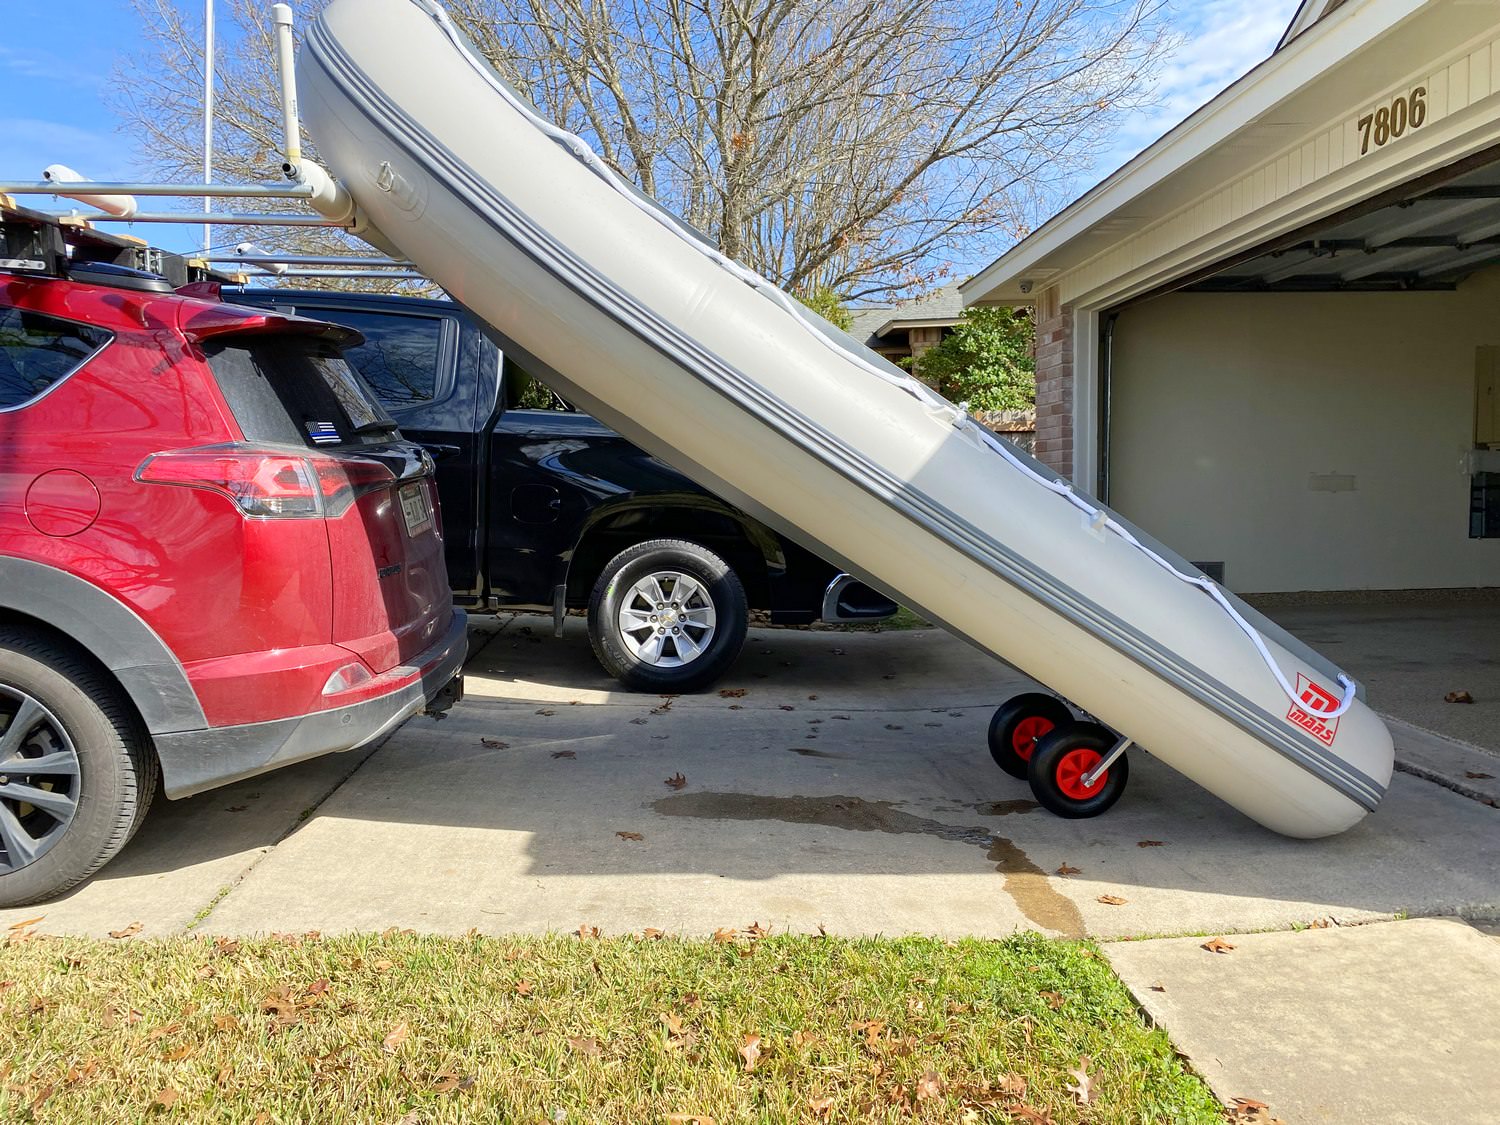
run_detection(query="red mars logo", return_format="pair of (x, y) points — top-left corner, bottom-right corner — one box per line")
(1286, 674), (1340, 747)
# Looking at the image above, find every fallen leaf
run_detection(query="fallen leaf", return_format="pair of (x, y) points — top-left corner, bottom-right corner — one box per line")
(6, 916), (44, 931)
(154, 1088), (181, 1109)
(225, 805), (248, 812)
(1466, 771), (1495, 780)
(567, 1035), (602, 1056)
(779, 704), (795, 711)
(665, 1116), (716, 1125)
(1097, 894), (1128, 906)
(711, 927), (737, 944)
(744, 920), (771, 940)
(808, 1095), (835, 1118)
(212, 937), (240, 956)
(161, 1044), (195, 1062)
(1010, 1107), (1054, 1124)
(535, 708), (556, 716)
(738, 1033), (762, 1072)
(1202, 937), (1236, 954)
(792, 1029), (818, 1048)
(629, 717), (648, 725)
(1055, 863), (1081, 876)
(514, 980), (533, 996)
(372, 958), (394, 972)
(213, 1013), (239, 1032)
(884, 723), (903, 730)
(916, 1071), (944, 1100)
(481, 737), (509, 748)
(551, 750), (575, 759)
(642, 928), (665, 941)
(719, 688), (746, 698)
(389, 1113), (421, 1125)
(109, 922), (143, 940)
(382, 1021), (411, 1054)
(664, 772), (688, 790)
(997, 1072), (1028, 1099)
(576, 924), (600, 939)
(1150, 981), (1166, 992)
(1444, 690), (1474, 704)
(431, 1072), (476, 1094)
(1066, 1056), (1093, 1105)
(616, 830), (644, 842)
(1039, 990), (1064, 1010)
(30, 1084), (56, 1113)
(1137, 839), (1165, 847)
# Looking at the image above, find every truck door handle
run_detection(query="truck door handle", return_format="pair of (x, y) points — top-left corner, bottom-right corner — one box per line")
(419, 443), (461, 462)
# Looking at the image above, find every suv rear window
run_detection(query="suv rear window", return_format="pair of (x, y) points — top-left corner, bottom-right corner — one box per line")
(205, 337), (399, 449)
(0, 306), (112, 410)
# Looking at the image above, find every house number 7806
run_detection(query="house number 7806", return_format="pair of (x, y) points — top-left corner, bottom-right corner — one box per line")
(1357, 87), (1427, 156)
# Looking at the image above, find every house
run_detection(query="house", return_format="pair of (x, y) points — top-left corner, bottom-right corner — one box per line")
(962, 0), (1500, 594)
(847, 285), (966, 366)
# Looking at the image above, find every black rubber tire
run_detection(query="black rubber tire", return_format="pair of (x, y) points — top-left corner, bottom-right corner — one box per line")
(587, 539), (749, 693)
(0, 627), (157, 908)
(987, 692), (1074, 780)
(1026, 722), (1129, 819)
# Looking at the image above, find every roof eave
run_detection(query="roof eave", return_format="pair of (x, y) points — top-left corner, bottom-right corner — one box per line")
(959, 0), (1412, 307)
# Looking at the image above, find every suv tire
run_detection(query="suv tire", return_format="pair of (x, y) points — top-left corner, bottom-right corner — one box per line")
(0, 628), (158, 908)
(588, 539), (748, 692)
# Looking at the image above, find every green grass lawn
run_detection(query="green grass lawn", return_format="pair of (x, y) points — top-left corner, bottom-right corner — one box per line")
(0, 928), (1221, 1123)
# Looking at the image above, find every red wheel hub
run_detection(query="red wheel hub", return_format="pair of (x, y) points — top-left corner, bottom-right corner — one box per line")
(1011, 716), (1055, 761)
(1055, 747), (1105, 800)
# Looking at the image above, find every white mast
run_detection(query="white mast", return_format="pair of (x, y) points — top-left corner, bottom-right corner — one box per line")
(202, 0), (215, 254)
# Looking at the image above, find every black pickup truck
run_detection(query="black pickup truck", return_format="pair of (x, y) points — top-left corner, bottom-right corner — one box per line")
(232, 290), (896, 691)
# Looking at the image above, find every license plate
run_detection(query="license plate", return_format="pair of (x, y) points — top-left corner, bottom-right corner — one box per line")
(399, 482), (433, 537)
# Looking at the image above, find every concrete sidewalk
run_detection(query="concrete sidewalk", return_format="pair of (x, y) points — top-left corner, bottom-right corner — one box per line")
(1106, 917), (1500, 1124)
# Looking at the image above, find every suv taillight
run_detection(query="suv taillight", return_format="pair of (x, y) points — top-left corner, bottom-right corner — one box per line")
(136, 443), (395, 519)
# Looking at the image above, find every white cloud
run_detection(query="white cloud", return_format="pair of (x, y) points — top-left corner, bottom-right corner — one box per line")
(0, 117), (138, 182)
(1093, 0), (1303, 177)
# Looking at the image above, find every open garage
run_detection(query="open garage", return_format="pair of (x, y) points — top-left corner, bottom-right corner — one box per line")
(962, 0), (1500, 740)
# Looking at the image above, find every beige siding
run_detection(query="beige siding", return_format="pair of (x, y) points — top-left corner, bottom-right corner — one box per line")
(1108, 268), (1500, 592)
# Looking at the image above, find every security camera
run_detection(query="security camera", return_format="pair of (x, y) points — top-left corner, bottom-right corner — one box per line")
(1018, 279), (1033, 294)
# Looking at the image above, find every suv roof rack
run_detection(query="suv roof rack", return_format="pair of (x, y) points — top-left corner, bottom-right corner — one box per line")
(0, 195), (245, 290)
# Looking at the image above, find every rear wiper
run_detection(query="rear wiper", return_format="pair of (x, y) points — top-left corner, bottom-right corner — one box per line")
(351, 420), (400, 435)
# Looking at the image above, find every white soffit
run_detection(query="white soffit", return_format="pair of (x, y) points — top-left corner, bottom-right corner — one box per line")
(959, 0), (1500, 306)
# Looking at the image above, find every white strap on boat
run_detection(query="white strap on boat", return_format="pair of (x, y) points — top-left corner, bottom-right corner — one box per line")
(412, 0), (1359, 722)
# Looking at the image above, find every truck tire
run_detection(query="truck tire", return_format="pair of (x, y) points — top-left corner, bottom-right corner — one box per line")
(588, 539), (748, 692)
(0, 627), (157, 908)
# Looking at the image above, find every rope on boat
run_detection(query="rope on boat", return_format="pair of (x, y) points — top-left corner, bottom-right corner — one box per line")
(409, 0), (1358, 721)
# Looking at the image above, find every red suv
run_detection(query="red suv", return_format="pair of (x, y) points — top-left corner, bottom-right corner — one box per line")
(0, 253), (466, 907)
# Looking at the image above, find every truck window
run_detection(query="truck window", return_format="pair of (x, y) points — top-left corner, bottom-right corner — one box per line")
(506, 360), (575, 412)
(298, 309), (445, 409)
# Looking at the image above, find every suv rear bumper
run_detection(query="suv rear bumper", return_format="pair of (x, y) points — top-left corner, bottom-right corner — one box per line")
(155, 610), (468, 799)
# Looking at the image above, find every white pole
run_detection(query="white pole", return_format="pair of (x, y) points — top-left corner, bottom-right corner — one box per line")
(203, 0), (215, 254)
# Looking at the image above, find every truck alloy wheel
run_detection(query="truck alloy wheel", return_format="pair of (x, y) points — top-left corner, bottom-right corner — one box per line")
(588, 539), (748, 692)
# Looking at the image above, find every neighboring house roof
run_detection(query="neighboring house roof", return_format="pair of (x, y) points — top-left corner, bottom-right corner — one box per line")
(848, 285), (967, 348)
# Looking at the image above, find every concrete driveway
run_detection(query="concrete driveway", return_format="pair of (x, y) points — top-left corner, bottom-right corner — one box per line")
(5, 613), (1496, 941)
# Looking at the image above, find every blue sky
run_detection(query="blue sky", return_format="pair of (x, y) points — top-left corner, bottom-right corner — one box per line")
(0, 0), (1303, 259)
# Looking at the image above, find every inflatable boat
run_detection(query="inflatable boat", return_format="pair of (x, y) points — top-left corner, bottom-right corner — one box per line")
(296, 0), (1394, 837)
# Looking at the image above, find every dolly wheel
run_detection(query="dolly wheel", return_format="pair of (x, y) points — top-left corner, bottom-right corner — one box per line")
(987, 693), (1073, 780)
(1027, 722), (1129, 819)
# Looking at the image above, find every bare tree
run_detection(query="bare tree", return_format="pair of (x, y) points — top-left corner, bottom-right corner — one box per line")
(114, 0), (1168, 299)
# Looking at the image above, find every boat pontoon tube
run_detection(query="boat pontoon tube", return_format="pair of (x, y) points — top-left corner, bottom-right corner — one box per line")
(298, 0), (1394, 837)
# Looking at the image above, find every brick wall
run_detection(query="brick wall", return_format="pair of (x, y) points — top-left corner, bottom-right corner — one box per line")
(1033, 300), (1074, 478)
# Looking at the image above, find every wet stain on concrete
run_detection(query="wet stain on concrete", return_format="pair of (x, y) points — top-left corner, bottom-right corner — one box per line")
(987, 837), (1085, 938)
(977, 799), (1040, 816)
(653, 792), (993, 845)
(653, 793), (1082, 935)
(787, 747), (852, 759)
